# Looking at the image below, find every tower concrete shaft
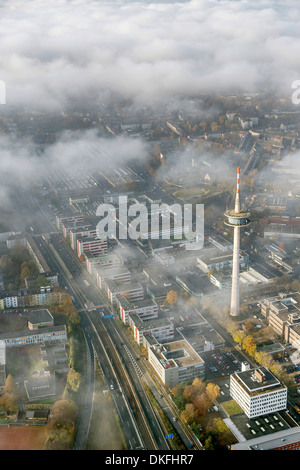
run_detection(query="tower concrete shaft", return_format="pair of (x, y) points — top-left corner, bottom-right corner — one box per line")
(224, 166), (250, 318)
(230, 225), (240, 317)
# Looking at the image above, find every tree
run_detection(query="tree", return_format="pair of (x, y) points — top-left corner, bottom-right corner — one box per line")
(165, 290), (178, 305)
(242, 335), (257, 357)
(183, 384), (197, 403)
(66, 369), (81, 393)
(181, 403), (198, 423)
(49, 400), (78, 430)
(203, 434), (214, 450)
(207, 418), (233, 446)
(173, 394), (187, 412)
(232, 329), (246, 346)
(205, 382), (220, 405)
(0, 374), (19, 413)
(244, 320), (254, 333)
(192, 392), (210, 416)
(20, 265), (31, 282)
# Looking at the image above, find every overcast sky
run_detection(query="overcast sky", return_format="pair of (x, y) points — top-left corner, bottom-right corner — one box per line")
(1, 0), (300, 111)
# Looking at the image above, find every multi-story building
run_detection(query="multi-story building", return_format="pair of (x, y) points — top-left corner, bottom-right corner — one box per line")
(0, 287), (66, 309)
(56, 214), (84, 231)
(104, 280), (144, 305)
(0, 325), (67, 347)
(76, 236), (108, 258)
(261, 292), (300, 348)
(197, 249), (249, 274)
(128, 314), (174, 346)
(69, 227), (98, 250)
(85, 252), (122, 276)
(210, 272), (232, 290)
(148, 339), (205, 387)
(6, 234), (27, 249)
(117, 295), (158, 324)
(230, 367), (287, 419)
(96, 266), (131, 289)
(26, 235), (51, 273)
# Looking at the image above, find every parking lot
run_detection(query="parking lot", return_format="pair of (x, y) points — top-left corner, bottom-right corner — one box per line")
(202, 349), (245, 379)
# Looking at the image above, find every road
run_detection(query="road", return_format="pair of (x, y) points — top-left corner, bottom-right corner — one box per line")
(12, 185), (202, 450)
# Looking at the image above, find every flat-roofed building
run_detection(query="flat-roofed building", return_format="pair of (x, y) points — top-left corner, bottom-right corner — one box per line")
(28, 309), (54, 330)
(230, 367), (287, 419)
(210, 272), (232, 290)
(197, 249), (249, 274)
(76, 236), (108, 257)
(129, 314), (174, 346)
(231, 427), (300, 450)
(56, 214), (84, 231)
(70, 227), (98, 250)
(96, 266), (131, 289)
(209, 234), (233, 252)
(264, 224), (300, 240)
(261, 293), (300, 348)
(0, 325), (67, 347)
(104, 280), (144, 305)
(86, 252), (122, 276)
(148, 339), (205, 387)
(117, 295), (158, 324)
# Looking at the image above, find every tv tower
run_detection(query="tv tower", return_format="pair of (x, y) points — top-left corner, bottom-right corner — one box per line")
(224, 167), (250, 317)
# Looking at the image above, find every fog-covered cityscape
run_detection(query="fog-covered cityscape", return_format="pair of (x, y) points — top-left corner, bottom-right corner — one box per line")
(1, 0), (300, 457)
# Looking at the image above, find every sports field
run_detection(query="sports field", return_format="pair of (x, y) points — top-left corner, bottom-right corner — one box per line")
(0, 426), (46, 450)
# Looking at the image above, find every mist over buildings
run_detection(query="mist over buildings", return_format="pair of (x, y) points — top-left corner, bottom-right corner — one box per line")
(1, 0), (300, 210)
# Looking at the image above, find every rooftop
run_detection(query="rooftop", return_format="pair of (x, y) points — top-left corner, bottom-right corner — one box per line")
(152, 339), (204, 369)
(232, 366), (285, 395)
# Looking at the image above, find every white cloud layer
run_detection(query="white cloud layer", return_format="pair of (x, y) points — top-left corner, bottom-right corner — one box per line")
(0, 0), (299, 110)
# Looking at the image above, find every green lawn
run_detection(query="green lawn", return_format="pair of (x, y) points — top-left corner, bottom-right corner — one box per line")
(221, 400), (243, 416)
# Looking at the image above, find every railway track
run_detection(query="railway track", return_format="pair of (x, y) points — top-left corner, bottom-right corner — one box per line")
(87, 311), (158, 450)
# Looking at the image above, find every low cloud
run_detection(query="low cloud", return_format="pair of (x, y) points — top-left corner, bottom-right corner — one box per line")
(0, 0), (300, 111)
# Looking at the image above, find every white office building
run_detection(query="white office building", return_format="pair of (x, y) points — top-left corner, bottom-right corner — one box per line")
(230, 367), (287, 419)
